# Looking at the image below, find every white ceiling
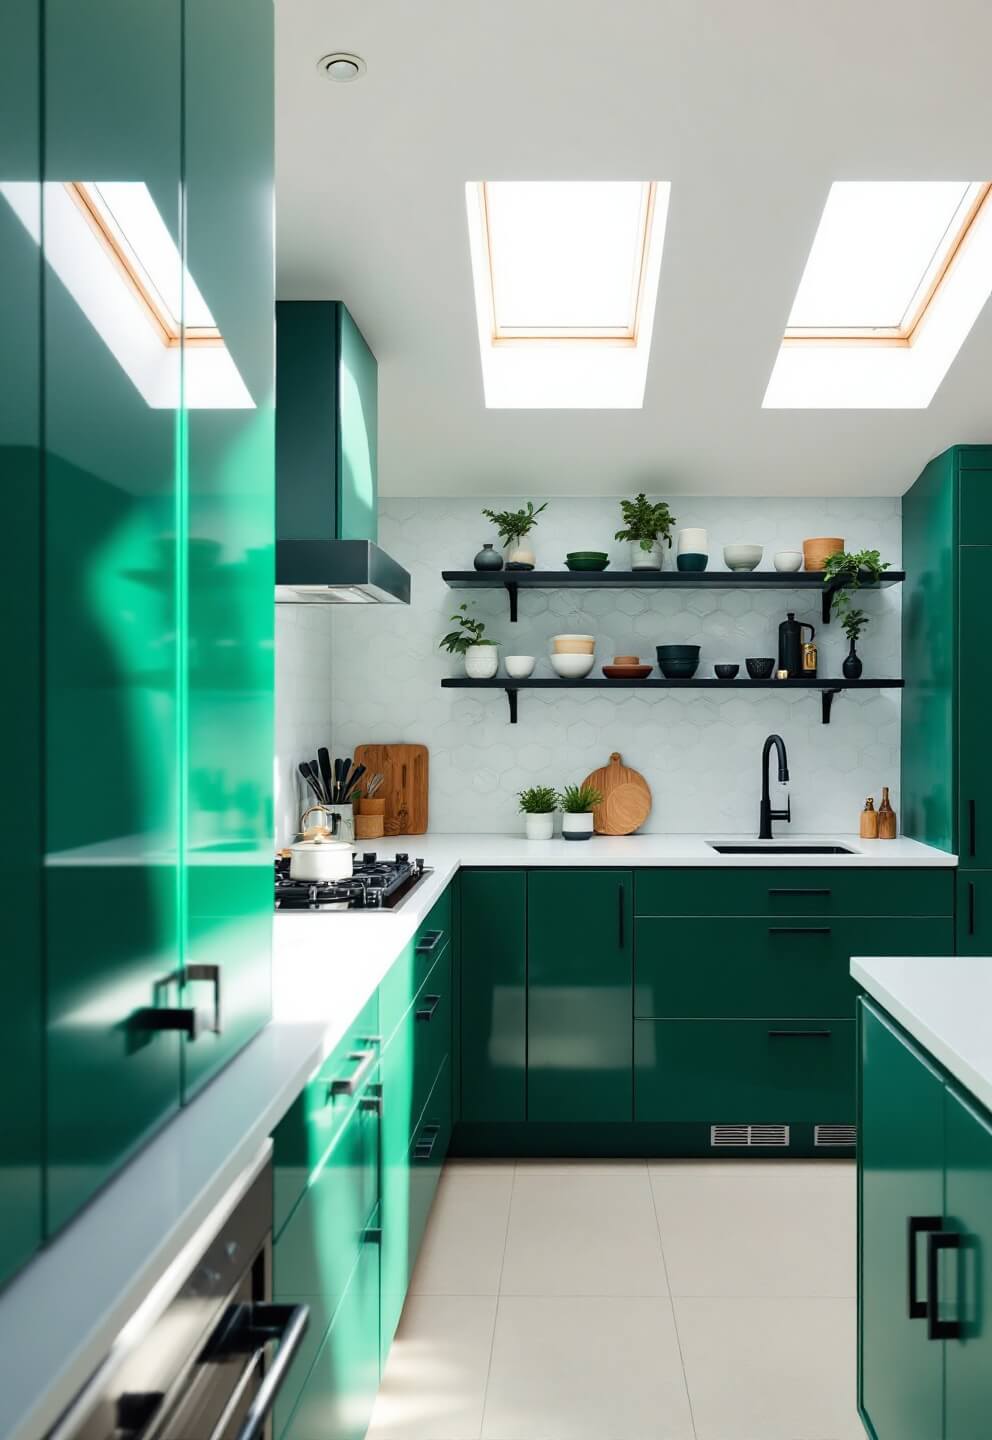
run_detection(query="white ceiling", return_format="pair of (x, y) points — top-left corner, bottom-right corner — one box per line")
(275, 0), (992, 496)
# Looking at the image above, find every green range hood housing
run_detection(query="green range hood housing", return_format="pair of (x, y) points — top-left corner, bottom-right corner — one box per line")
(275, 299), (410, 605)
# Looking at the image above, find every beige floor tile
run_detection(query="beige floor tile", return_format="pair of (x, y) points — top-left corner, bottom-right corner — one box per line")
(674, 1295), (862, 1440)
(368, 1295), (498, 1440)
(482, 1295), (694, 1440)
(500, 1161), (670, 1296)
(649, 1160), (856, 1298)
(410, 1162), (515, 1296)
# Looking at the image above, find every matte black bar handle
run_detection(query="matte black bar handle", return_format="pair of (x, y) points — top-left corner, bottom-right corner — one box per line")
(908, 1216), (943, 1318)
(133, 1006), (203, 1039)
(767, 1028), (832, 1038)
(416, 929), (444, 955)
(415, 994), (441, 1022)
(927, 1230), (963, 1340)
(185, 962), (222, 1034)
(969, 799), (977, 858)
(768, 888), (832, 897)
(767, 926), (832, 935)
(969, 881), (976, 937)
(618, 882), (625, 949)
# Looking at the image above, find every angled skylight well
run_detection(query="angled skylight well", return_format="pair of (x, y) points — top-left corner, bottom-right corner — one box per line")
(466, 180), (670, 408)
(765, 180), (992, 409)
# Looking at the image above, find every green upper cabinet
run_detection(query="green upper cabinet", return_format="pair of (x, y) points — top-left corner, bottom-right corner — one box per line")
(460, 870), (527, 1123)
(0, 0), (43, 1289)
(276, 302), (378, 547)
(180, 0), (274, 1098)
(957, 544), (992, 869)
(527, 869), (633, 1123)
(43, 0), (185, 1234)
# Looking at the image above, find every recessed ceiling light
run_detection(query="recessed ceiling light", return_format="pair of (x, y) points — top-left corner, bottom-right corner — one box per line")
(317, 52), (366, 83)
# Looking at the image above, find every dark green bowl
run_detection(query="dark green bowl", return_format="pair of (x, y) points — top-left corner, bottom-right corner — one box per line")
(564, 557), (610, 571)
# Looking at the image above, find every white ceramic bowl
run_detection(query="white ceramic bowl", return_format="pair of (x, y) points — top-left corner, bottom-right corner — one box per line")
(550, 651), (596, 679)
(504, 654), (536, 679)
(723, 543), (763, 572)
(773, 550), (803, 573)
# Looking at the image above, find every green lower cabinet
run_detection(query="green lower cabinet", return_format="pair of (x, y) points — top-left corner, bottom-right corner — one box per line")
(634, 866), (953, 919)
(527, 869), (633, 1123)
(636, 1019), (855, 1124)
(956, 871), (992, 955)
(459, 870), (526, 1123)
(943, 1086), (992, 1435)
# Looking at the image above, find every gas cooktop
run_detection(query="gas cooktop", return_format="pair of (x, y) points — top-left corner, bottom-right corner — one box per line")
(275, 851), (431, 912)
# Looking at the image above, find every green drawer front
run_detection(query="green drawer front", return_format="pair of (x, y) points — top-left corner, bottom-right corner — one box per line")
(379, 884), (452, 1044)
(407, 1056), (452, 1273)
(634, 1019), (856, 1124)
(634, 867), (952, 918)
(634, 916), (953, 1020)
(274, 1063), (380, 1316)
(413, 954), (451, 1126)
(274, 993), (378, 1237)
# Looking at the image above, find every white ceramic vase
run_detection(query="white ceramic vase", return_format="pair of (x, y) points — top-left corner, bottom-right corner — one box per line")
(507, 539), (535, 568)
(562, 812), (595, 841)
(525, 812), (555, 841)
(465, 644), (499, 679)
(629, 539), (663, 571)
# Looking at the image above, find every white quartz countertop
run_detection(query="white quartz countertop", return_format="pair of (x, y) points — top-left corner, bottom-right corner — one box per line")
(853, 954), (992, 1114)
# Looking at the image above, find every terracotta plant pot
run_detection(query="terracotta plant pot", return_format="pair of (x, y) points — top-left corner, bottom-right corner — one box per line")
(803, 536), (844, 571)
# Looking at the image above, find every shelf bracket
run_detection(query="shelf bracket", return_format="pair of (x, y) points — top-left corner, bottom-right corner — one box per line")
(505, 686), (519, 724)
(821, 580), (841, 625)
(821, 687), (842, 724)
(504, 580), (519, 622)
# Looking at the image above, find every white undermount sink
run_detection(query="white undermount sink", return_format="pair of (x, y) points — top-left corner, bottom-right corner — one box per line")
(706, 841), (856, 855)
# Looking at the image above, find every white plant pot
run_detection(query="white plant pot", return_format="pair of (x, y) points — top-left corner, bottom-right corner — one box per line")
(465, 644), (499, 679)
(677, 527), (708, 554)
(562, 811), (595, 841)
(629, 539), (663, 571)
(525, 812), (555, 840)
(507, 539), (535, 568)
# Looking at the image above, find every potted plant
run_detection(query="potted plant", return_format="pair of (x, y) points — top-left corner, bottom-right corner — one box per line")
(558, 781), (603, 841)
(823, 548), (891, 621)
(518, 784), (558, 840)
(439, 602), (499, 678)
(481, 501), (548, 570)
(841, 608), (868, 678)
(614, 493), (677, 570)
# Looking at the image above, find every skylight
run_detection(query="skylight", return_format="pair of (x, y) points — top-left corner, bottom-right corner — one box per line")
(765, 180), (992, 408)
(466, 180), (670, 408)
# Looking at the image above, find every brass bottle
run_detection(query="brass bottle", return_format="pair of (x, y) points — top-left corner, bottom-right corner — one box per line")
(878, 786), (897, 840)
(860, 797), (879, 839)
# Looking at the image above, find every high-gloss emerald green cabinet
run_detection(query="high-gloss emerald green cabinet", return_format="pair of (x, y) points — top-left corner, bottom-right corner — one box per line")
(460, 870), (526, 1123)
(957, 544), (992, 871)
(955, 871), (992, 955)
(859, 997), (992, 1438)
(527, 869), (633, 1122)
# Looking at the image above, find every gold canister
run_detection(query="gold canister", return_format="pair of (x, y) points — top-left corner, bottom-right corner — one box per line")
(801, 639), (818, 676)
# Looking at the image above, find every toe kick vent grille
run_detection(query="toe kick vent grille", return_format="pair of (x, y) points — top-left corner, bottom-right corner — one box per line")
(815, 1124), (857, 1147)
(710, 1124), (790, 1148)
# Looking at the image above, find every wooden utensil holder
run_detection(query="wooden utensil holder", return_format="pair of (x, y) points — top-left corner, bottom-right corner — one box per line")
(355, 814), (385, 840)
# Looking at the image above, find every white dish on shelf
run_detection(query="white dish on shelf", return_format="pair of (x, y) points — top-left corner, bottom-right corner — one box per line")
(550, 652), (596, 679)
(723, 543), (763, 572)
(504, 655), (536, 679)
(773, 550), (803, 572)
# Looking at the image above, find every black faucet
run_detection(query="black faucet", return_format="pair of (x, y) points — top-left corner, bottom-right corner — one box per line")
(759, 733), (791, 840)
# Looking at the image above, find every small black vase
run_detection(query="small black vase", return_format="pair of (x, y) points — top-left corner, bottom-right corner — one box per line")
(474, 543), (503, 572)
(842, 639), (863, 679)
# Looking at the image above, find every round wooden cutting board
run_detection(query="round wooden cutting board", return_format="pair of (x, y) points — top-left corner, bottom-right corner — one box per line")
(581, 752), (652, 835)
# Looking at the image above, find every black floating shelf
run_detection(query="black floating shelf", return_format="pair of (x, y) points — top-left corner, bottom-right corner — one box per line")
(441, 676), (905, 725)
(442, 569), (906, 624)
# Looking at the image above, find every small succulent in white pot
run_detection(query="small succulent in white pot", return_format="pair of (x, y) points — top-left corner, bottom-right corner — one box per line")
(559, 782), (603, 841)
(439, 602), (499, 678)
(614, 493), (677, 571)
(518, 784), (558, 840)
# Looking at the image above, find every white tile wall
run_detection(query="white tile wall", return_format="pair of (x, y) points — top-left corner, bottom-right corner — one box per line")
(274, 604), (335, 845)
(294, 495), (901, 836)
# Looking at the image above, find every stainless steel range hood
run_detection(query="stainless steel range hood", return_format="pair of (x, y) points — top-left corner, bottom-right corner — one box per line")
(276, 539), (411, 605)
(275, 300), (411, 606)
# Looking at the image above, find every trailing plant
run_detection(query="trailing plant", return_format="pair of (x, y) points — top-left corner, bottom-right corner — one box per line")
(438, 602), (496, 655)
(558, 782), (603, 814)
(614, 493), (677, 552)
(518, 785), (558, 815)
(823, 548), (891, 620)
(842, 607), (869, 645)
(481, 501), (548, 547)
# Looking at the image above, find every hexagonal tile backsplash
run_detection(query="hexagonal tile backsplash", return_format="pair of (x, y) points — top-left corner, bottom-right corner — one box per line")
(276, 495), (902, 840)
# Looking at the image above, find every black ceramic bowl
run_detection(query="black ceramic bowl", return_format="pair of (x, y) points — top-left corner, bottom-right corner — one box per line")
(658, 658), (700, 679)
(745, 656), (776, 680)
(714, 663), (740, 680)
(656, 644), (701, 662)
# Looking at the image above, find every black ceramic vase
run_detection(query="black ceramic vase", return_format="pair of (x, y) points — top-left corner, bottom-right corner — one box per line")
(473, 543), (503, 572)
(842, 640), (863, 679)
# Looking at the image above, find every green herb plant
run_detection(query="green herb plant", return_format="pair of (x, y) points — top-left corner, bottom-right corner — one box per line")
(842, 607), (869, 645)
(614, 493), (677, 552)
(558, 782), (604, 814)
(517, 785), (558, 815)
(481, 501), (548, 547)
(822, 548), (890, 621)
(439, 602), (496, 655)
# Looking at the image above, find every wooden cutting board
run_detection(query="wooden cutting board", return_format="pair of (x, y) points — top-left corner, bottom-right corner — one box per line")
(582, 752), (651, 835)
(353, 744), (429, 836)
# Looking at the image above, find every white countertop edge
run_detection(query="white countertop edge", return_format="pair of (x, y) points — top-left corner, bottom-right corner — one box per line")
(853, 955), (992, 1116)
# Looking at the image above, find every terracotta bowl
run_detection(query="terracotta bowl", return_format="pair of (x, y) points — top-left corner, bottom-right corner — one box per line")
(803, 536), (844, 571)
(613, 655), (640, 665)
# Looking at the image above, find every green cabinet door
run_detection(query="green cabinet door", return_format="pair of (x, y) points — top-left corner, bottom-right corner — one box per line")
(958, 464), (992, 544)
(528, 869), (633, 1123)
(858, 999), (945, 1440)
(944, 1084), (992, 1437)
(0, 0), (43, 1287)
(337, 306), (377, 543)
(43, 0), (184, 1234)
(956, 871), (992, 955)
(958, 546), (992, 869)
(180, 0), (274, 1098)
(460, 870), (527, 1122)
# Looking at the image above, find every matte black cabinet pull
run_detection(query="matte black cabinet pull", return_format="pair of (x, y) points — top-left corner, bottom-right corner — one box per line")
(767, 927), (832, 936)
(185, 962), (222, 1034)
(415, 994), (441, 1022)
(907, 1216), (943, 1319)
(768, 888), (831, 897)
(416, 929), (444, 955)
(767, 1028), (832, 1038)
(969, 798), (977, 858)
(618, 883), (625, 949)
(927, 1230), (963, 1340)
(969, 881), (976, 936)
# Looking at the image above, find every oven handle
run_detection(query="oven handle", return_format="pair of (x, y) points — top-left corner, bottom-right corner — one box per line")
(202, 1302), (310, 1440)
